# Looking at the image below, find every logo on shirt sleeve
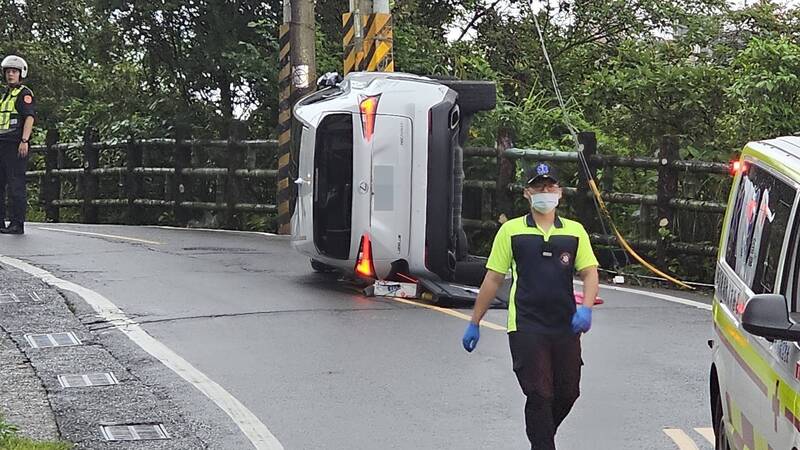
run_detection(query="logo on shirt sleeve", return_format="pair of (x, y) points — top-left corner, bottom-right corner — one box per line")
(23, 95), (32, 104)
(560, 252), (571, 266)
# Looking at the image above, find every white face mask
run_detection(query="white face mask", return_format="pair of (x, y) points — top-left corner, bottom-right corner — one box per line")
(530, 192), (559, 213)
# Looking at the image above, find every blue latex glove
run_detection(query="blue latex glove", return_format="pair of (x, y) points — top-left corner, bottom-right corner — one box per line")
(462, 323), (480, 352)
(571, 306), (592, 334)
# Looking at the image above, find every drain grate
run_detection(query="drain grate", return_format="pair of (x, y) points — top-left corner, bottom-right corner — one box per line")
(101, 424), (169, 441)
(58, 372), (118, 388)
(25, 332), (82, 349)
(0, 292), (19, 304)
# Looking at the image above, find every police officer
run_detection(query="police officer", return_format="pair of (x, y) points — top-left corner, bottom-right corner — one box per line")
(462, 162), (599, 450)
(0, 55), (35, 235)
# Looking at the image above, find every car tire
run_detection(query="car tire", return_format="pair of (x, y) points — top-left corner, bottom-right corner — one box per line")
(310, 259), (337, 273)
(713, 385), (730, 450)
(435, 80), (497, 113)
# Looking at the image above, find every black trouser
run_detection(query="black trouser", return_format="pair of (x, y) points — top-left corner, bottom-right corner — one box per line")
(0, 140), (28, 224)
(509, 331), (582, 450)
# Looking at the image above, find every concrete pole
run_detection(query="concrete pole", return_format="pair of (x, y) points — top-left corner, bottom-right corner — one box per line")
(290, 0), (316, 98)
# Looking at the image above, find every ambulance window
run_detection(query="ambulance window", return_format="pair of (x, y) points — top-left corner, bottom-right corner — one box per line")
(784, 211), (800, 313)
(724, 164), (797, 294)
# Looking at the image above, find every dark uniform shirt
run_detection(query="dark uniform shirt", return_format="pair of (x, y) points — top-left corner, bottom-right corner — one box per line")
(0, 85), (36, 142)
(486, 214), (598, 334)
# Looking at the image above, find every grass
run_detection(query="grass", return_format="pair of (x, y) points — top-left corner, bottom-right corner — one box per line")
(0, 417), (72, 450)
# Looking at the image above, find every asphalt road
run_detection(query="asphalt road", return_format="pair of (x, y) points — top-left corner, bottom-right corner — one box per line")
(0, 223), (715, 449)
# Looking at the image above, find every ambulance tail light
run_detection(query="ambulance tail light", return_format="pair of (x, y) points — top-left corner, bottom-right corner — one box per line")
(355, 233), (376, 279)
(359, 95), (381, 142)
(729, 155), (747, 176)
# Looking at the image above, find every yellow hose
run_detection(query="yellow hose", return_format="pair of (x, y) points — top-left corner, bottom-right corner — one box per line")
(587, 180), (695, 290)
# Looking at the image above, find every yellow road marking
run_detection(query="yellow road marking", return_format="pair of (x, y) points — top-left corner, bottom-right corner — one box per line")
(663, 428), (700, 450)
(694, 427), (714, 444)
(36, 227), (163, 245)
(385, 296), (506, 331)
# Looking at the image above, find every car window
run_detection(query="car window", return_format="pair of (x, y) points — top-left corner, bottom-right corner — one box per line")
(724, 163), (797, 295)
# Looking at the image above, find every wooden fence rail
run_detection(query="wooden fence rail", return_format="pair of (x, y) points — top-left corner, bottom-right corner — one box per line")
(25, 133), (280, 225)
(23, 130), (729, 270)
(461, 132), (731, 263)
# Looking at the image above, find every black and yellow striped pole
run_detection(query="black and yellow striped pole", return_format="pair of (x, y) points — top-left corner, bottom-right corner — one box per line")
(276, 0), (293, 234)
(343, 0), (393, 75)
(362, 12), (393, 72)
(342, 12), (359, 75)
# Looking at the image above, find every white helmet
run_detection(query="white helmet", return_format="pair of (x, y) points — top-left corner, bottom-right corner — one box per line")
(2, 55), (28, 78)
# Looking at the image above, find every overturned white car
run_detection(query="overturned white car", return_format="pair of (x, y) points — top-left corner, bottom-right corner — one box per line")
(290, 72), (496, 287)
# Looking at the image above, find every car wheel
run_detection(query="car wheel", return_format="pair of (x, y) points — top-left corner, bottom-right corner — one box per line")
(435, 80), (497, 113)
(713, 389), (730, 450)
(310, 259), (337, 273)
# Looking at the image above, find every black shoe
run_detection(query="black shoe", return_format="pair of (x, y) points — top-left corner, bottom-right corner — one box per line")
(0, 221), (6, 232)
(1, 223), (24, 234)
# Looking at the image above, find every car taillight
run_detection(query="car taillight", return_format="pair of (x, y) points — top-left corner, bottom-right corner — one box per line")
(355, 233), (376, 279)
(359, 95), (381, 142)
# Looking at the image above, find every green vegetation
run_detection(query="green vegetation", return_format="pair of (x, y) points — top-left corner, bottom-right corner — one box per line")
(0, 416), (72, 450)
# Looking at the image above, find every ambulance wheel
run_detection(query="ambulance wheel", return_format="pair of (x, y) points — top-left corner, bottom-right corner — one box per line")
(713, 388), (730, 450)
(310, 259), (337, 273)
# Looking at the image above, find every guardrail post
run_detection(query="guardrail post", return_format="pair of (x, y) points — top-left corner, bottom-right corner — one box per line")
(82, 128), (99, 223)
(173, 124), (192, 225)
(576, 132), (600, 232)
(656, 135), (679, 266)
(126, 139), (144, 224)
(495, 127), (515, 221)
(43, 128), (60, 222)
(226, 120), (246, 229)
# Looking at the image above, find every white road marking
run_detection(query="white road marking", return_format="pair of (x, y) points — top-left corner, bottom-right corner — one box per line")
(149, 225), (278, 237)
(36, 227), (163, 246)
(695, 427), (715, 444)
(575, 280), (712, 311)
(663, 428), (700, 450)
(0, 255), (283, 450)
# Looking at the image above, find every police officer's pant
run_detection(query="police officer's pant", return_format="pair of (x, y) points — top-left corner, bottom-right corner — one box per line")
(0, 140), (28, 225)
(509, 331), (582, 450)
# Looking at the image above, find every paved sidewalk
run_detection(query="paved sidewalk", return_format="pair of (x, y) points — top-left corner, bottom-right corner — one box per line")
(0, 262), (210, 448)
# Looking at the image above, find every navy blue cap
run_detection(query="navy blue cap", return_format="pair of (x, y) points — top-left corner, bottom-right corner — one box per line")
(526, 162), (559, 185)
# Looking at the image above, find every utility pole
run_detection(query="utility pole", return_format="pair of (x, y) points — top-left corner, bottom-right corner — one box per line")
(343, 0), (393, 74)
(276, 0), (317, 235)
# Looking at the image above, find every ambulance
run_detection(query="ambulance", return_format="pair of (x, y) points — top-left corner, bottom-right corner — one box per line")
(711, 136), (800, 449)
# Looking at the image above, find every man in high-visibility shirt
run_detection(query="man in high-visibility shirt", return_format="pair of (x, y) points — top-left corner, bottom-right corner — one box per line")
(0, 55), (35, 235)
(462, 162), (600, 450)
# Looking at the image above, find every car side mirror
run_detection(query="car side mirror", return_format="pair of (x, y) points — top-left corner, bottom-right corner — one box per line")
(742, 294), (800, 341)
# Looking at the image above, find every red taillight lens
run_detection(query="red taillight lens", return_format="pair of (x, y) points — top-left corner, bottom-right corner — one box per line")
(359, 95), (381, 142)
(355, 233), (376, 278)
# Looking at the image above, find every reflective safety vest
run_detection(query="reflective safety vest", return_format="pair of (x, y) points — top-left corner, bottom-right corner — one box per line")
(0, 85), (30, 135)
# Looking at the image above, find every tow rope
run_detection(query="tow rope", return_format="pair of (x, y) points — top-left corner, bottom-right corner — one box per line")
(529, 3), (694, 290)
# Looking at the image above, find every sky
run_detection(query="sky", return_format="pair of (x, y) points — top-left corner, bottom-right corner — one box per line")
(447, 0), (800, 41)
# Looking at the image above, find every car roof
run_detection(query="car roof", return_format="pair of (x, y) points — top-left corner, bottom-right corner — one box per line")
(745, 136), (800, 181)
